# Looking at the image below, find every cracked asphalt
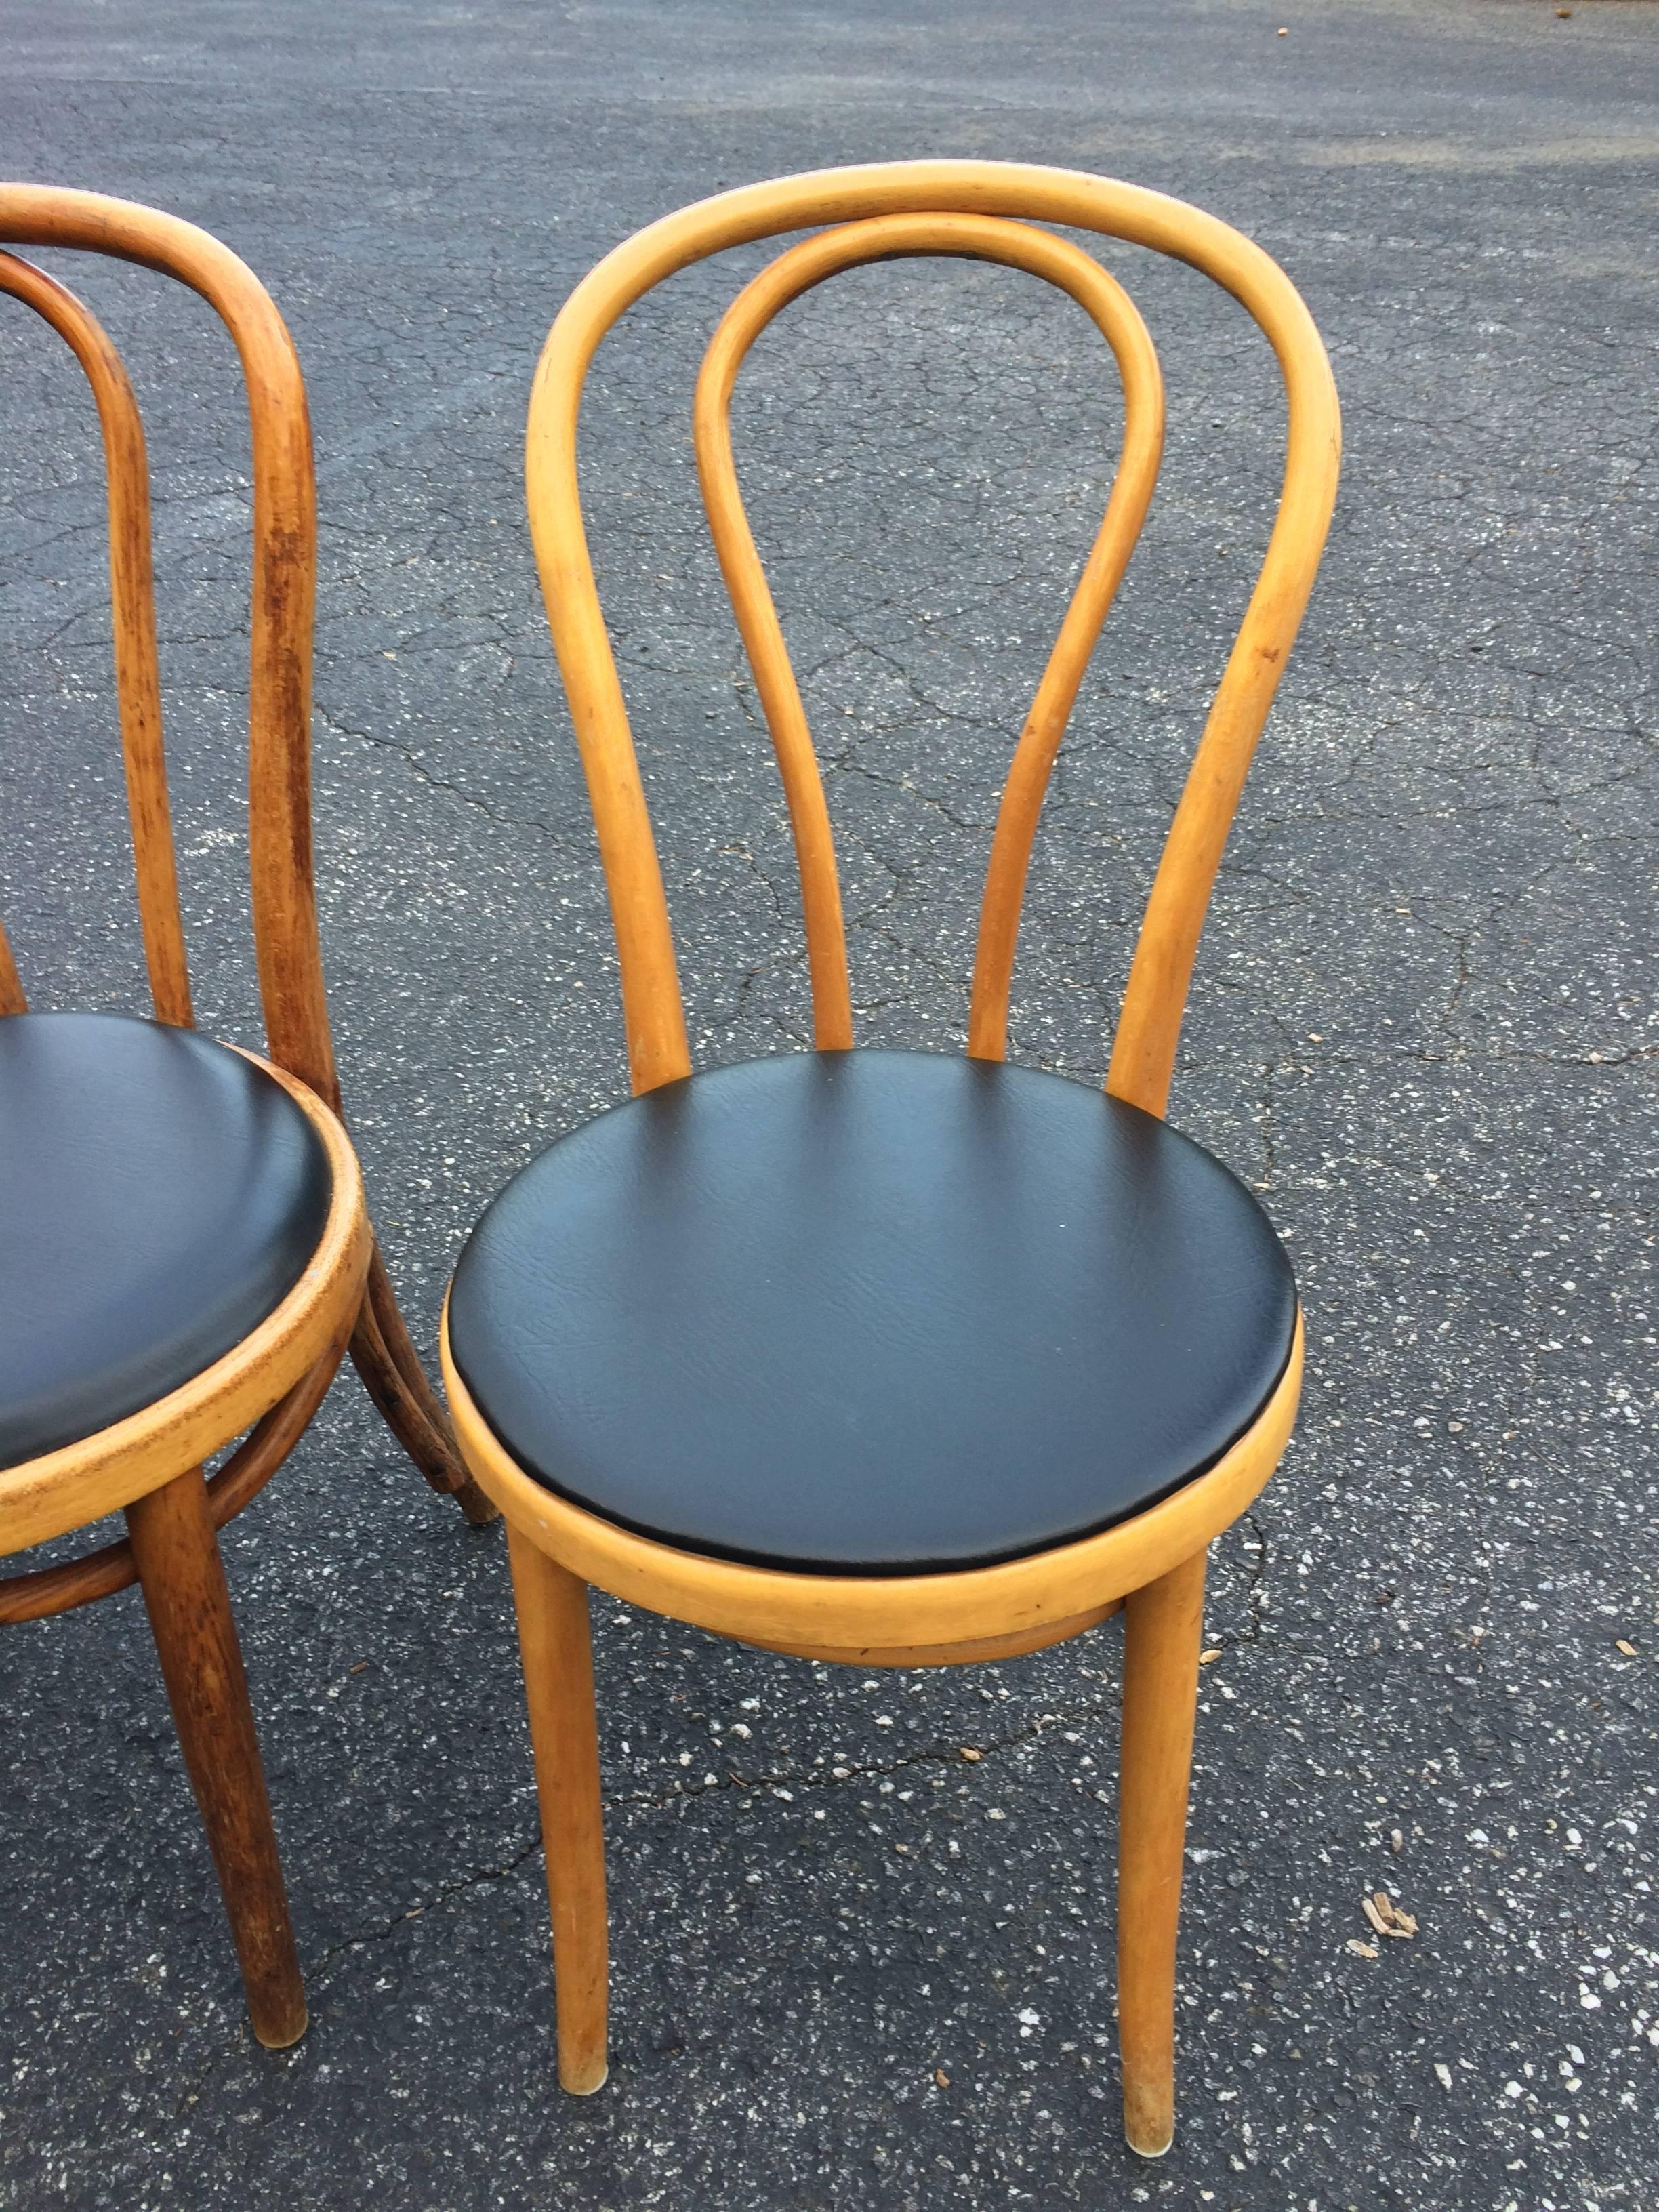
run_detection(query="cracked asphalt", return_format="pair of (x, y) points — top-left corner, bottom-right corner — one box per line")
(2, 1), (1656, 2206)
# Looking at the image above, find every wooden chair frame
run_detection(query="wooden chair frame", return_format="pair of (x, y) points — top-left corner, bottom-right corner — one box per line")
(0, 187), (494, 2042)
(443, 161), (1340, 2154)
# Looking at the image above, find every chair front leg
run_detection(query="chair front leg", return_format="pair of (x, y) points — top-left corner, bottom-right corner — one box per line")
(1117, 1542), (1208, 2157)
(124, 1466), (306, 2048)
(506, 1525), (609, 2092)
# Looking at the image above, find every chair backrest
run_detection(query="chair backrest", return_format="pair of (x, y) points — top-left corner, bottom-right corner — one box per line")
(525, 160), (1341, 1117)
(0, 186), (340, 1111)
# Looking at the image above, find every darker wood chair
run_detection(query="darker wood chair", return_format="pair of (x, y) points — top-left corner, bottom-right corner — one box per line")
(439, 161), (1340, 2154)
(0, 187), (496, 2045)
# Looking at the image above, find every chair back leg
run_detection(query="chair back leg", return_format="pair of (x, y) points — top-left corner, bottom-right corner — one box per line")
(506, 1527), (609, 2092)
(124, 1467), (307, 2048)
(1117, 1544), (1208, 2156)
(350, 1248), (499, 1524)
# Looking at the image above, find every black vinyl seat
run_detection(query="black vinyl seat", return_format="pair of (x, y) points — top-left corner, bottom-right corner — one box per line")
(0, 1012), (334, 1470)
(448, 1050), (1297, 1575)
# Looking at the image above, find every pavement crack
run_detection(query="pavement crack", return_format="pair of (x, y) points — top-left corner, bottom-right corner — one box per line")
(1235, 1509), (1271, 1646)
(314, 701), (579, 850)
(614, 1689), (1128, 1816)
(301, 1692), (1143, 1987)
(306, 1833), (546, 1983)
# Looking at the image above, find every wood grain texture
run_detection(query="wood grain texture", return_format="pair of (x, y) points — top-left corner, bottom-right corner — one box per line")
(468, 161), (1336, 2142)
(739, 1599), (1125, 1671)
(350, 1249), (499, 1524)
(0, 1334), (350, 1626)
(0, 186), (487, 2058)
(506, 1528), (609, 2093)
(0, 251), (191, 1025)
(0, 186), (484, 1521)
(691, 211), (1164, 1060)
(524, 159), (1340, 1104)
(0, 186), (331, 1096)
(1118, 1544), (1208, 2156)
(125, 1465), (307, 2047)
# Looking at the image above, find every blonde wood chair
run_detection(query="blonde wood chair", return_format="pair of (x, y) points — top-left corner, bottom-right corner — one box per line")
(440, 161), (1340, 2154)
(0, 187), (495, 2045)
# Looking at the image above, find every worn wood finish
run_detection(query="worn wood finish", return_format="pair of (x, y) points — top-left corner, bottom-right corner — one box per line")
(350, 1249), (499, 1525)
(0, 188), (491, 2053)
(0, 1336), (348, 1626)
(693, 213), (1164, 1058)
(125, 1465), (307, 2047)
(0, 187), (484, 1517)
(482, 162), (1338, 2143)
(1118, 1544), (1208, 2156)
(0, 1044), (365, 2039)
(0, 251), (191, 1023)
(506, 1526), (609, 2093)
(0, 194), (329, 1088)
(0, 198), (331, 1092)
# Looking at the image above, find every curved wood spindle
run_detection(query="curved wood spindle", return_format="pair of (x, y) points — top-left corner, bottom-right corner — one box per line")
(0, 251), (192, 1025)
(527, 161), (1338, 1103)
(1104, 357), (1340, 1113)
(691, 213), (1164, 1058)
(349, 1246), (500, 1523)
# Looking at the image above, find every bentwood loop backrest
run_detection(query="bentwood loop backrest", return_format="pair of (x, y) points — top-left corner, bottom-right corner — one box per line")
(524, 161), (1342, 1113)
(0, 186), (340, 1109)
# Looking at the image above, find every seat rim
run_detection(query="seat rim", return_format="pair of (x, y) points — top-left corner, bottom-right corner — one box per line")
(0, 1041), (370, 1555)
(445, 1046), (1298, 1577)
(441, 1298), (1301, 1661)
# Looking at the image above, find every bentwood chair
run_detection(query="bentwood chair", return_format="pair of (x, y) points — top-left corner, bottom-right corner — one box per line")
(1, 187), (495, 2046)
(441, 161), (1340, 2153)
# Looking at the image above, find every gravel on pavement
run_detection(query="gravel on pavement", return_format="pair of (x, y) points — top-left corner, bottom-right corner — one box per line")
(2, 3), (1656, 2206)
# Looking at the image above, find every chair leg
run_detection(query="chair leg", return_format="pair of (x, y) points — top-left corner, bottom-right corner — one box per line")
(124, 1467), (307, 2049)
(350, 1244), (499, 1525)
(1117, 1542), (1208, 2158)
(506, 1524), (609, 2093)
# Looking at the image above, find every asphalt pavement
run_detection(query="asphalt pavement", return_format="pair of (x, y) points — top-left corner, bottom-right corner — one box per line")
(1, 2), (1656, 2206)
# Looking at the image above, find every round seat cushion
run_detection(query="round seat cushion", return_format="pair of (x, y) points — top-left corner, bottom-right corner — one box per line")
(0, 1012), (333, 1470)
(448, 1050), (1296, 1575)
